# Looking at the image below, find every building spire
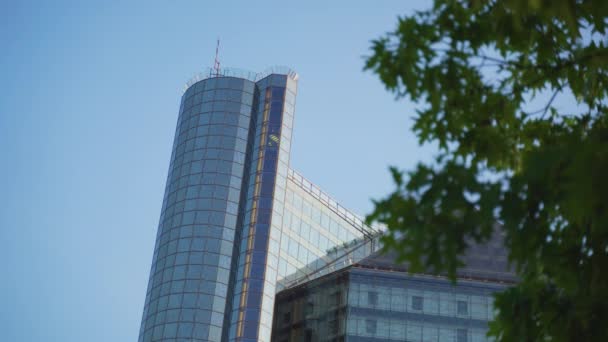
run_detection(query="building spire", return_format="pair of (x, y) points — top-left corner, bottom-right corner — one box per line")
(213, 38), (221, 76)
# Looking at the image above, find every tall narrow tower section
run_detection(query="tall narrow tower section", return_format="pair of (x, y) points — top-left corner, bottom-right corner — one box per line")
(139, 68), (298, 342)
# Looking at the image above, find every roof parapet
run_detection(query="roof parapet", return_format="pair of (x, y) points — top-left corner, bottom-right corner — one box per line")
(183, 66), (298, 93)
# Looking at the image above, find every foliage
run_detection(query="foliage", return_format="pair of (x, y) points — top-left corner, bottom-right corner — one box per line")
(364, 0), (608, 340)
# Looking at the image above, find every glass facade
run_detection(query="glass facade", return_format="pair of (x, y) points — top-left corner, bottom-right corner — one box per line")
(272, 271), (349, 342)
(346, 269), (503, 342)
(139, 68), (376, 342)
(139, 67), (513, 342)
(138, 75), (258, 342)
(226, 74), (297, 342)
(277, 171), (378, 290)
(272, 257), (513, 342)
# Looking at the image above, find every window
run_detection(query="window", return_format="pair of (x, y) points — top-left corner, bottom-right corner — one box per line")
(305, 302), (314, 316)
(332, 291), (342, 306)
(412, 296), (423, 310)
(457, 328), (468, 342)
(457, 300), (468, 315)
(328, 319), (339, 335)
(305, 329), (313, 342)
(283, 312), (291, 324)
(365, 319), (377, 334)
(368, 291), (378, 306)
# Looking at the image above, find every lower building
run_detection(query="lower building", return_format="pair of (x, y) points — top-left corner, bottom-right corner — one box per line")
(272, 233), (516, 342)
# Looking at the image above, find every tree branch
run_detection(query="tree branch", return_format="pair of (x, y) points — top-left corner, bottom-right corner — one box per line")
(524, 88), (561, 119)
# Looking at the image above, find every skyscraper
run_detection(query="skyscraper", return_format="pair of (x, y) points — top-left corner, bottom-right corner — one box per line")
(138, 67), (514, 342)
(138, 68), (379, 342)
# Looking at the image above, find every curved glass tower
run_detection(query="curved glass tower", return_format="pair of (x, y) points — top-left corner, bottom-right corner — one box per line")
(139, 68), (378, 342)
(139, 67), (514, 342)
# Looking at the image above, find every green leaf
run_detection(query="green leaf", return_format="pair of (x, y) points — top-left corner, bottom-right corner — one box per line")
(365, 0), (608, 340)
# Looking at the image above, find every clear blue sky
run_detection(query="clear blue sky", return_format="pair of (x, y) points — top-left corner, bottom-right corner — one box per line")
(0, 1), (435, 341)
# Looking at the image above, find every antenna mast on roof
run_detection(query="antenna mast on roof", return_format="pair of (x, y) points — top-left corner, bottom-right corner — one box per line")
(213, 38), (221, 76)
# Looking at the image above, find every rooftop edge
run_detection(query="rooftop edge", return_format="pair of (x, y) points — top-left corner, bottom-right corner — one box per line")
(183, 66), (298, 93)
